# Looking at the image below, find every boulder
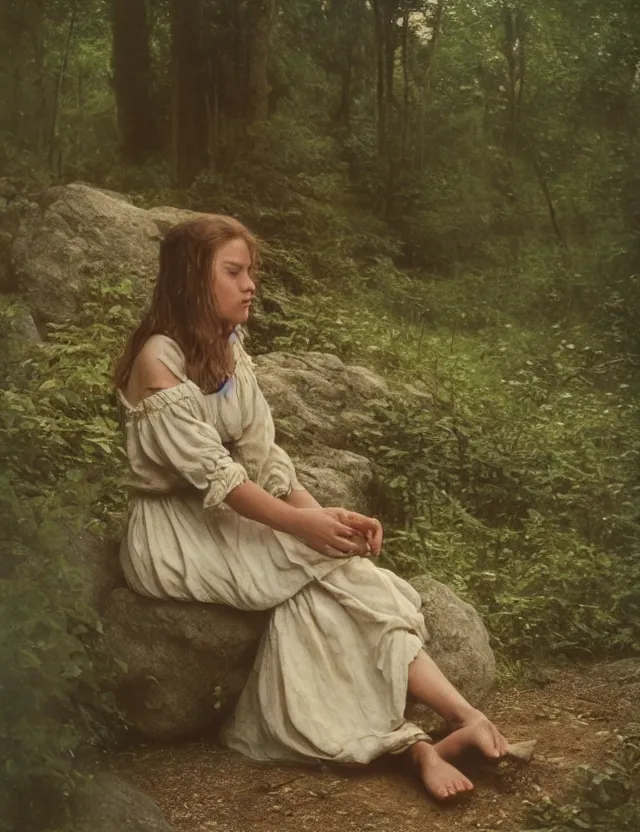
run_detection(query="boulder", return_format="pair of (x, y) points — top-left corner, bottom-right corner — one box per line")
(12, 308), (42, 342)
(294, 449), (372, 514)
(104, 574), (494, 742)
(254, 350), (388, 450)
(71, 772), (175, 832)
(103, 589), (268, 740)
(69, 531), (127, 614)
(9, 183), (200, 324)
(0, 298), (43, 345)
(231, 349), (385, 513)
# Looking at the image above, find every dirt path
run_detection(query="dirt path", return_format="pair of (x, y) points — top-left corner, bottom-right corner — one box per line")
(108, 661), (639, 832)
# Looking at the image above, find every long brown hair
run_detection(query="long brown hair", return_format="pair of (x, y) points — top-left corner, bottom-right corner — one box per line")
(114, 214), (259, 393)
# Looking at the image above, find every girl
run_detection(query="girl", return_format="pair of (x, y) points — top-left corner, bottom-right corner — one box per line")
(114, 215), (507, 800)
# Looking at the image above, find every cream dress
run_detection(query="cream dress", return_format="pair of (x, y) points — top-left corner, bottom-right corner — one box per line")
(118, 332), (430, 764)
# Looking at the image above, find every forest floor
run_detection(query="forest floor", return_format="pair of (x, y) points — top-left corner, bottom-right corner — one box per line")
(108, 660), (639, 832)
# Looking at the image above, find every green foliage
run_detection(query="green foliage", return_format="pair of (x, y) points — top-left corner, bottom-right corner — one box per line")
(0, 284), (139, 529)
(268, 287), (640, 660)
(0, 481), (113, 832)
(522, 730), (640, 832)
(0, 288), (137, 831)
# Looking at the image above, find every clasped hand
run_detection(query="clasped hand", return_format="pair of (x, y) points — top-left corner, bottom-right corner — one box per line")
(292, 507), (383, 559)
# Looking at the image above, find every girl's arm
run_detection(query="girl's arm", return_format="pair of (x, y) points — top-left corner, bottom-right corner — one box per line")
(225, 480), (366, 557)
(282, 488), (322, 509)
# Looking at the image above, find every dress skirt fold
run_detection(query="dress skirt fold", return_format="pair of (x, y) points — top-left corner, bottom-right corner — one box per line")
(222, 558), (430, 763)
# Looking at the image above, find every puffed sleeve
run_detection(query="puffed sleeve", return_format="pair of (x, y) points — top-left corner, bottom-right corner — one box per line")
(232, 341), (302, 499)
(130, 385), (249, 509)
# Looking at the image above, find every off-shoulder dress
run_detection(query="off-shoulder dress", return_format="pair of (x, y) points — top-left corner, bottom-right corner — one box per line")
(117, 331), (429, 764)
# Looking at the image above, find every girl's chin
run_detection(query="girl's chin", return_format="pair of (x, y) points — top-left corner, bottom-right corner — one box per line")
(222, 308), (250, 325)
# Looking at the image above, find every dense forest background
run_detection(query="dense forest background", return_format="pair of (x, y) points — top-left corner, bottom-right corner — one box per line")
(1, 1), (639, 830)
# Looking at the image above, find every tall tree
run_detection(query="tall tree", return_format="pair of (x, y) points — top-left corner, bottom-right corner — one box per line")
(246, 0), (276, 122)
(170, 0), (209, 185)
(48, 0), (78, 174)
(109, 0), (159, 164)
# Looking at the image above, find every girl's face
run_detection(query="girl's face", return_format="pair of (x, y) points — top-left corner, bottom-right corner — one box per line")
(211, 237), (256, 326)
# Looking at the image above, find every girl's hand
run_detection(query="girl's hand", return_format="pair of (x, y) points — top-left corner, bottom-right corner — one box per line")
(322, 508), (384, 556)
(289, 508), (373, 558)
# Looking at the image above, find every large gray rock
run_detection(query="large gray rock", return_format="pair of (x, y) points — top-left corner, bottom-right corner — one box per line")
(9, 183), (199, 323)
(69, 531), (126, 614)
(104, 573), (494, 742)
(71, 772), (175, 832)
(253, 350), (385, 511)
(254, 350), (388, 450)
(294, 449), (372, 514)
(103, 589), (268, 740)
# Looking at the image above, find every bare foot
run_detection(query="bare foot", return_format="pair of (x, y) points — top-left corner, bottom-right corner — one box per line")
(411, 741), (474, 800)
(438, 710), (509, 762)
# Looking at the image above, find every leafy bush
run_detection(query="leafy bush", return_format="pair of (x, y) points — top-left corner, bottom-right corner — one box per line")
(0, 288), (136, 830)
(0, 284), (139, 529)
(266, 287), (640, 660)
(522, 729), (640, 831)
(0, 480), (114, 832)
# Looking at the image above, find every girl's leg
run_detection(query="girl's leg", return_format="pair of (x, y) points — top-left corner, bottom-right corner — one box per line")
(408, 650), (508, 760)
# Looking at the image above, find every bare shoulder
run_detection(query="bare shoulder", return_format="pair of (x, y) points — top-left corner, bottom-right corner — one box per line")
(137, 333), (183, 358)
(130, 335), (185, 396)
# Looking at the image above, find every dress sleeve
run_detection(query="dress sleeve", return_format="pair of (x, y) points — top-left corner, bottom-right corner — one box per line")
(131, 386), (249, 510)
(232, 341), (302, 499)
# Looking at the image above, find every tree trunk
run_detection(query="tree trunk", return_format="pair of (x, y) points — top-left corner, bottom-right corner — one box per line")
(372, 0), (387, 159)
(530, 149), (567, 248)
(29, 9), (47, 154)
(328, 0), (366, 131)
(48, 0), (77, 176)
(502, 6), (526, 159)
(419, 0), (446, 170)
(245, 0), (275, 122)
(401, 7), (409, 164)
(75, 59), (84, 159)
(500, 4), (527, 261)
(382, 0), (397, 135)
(170, 0), (210, 186)
(110, 0), (159, 165)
